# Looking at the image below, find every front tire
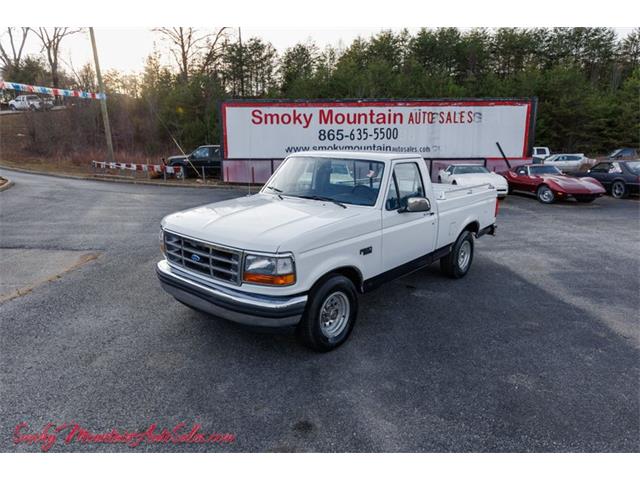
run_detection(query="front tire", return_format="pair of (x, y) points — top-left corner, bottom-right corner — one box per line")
(440, 231), (474, 279)
(297, 274), (358, 352)
(537, 185), (555, 204)
(611, 180), (627, 199)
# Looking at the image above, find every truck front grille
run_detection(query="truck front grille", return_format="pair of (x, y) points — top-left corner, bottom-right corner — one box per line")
(163, 230), (242, 285)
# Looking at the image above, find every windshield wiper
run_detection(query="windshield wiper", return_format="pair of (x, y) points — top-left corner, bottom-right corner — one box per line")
(296, 195), (347, 209)
(265, 185), (283, 199)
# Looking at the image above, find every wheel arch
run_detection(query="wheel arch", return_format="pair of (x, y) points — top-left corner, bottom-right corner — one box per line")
(462, 220), (480, 236)
(312, 266), (364, 293)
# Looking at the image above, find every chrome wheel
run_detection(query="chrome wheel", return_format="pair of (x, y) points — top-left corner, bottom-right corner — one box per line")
(538, 186), (554, 203)
(458, 240), (471, 271)
(612, 181), (625, 199)
(319, 291), (350, 339)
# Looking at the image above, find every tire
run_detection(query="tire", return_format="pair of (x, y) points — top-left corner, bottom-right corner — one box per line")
(575, 196), (595, 203)
(537, 185), (555, 204)
(297, 274), (358, 352)
(440, 231), (474, 279)
(611, 180), (627, 199)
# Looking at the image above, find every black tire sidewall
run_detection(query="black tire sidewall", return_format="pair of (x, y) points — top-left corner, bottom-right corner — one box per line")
(299, 275), (358, 351)
(452, 232), (474, 277)
(442, 231), (474, 278)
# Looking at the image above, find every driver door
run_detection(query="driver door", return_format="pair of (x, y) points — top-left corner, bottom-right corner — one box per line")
(507, 166), (531, 191)
(381, 161), (437, 271)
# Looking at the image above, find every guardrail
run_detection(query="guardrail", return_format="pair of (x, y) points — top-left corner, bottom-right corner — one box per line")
(92, 161), (183, 181)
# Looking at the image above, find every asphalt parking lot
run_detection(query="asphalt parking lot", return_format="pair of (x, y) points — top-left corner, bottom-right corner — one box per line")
(1, 168), (638, 452)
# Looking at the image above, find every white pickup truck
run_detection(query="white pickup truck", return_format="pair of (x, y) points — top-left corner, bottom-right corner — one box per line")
(157, 152), (498, 351)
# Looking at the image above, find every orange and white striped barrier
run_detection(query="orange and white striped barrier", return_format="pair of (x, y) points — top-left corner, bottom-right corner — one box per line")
(92, 161), (183, 174)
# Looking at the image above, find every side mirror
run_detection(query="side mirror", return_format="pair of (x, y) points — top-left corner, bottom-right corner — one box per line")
(401, 196), (431, 213)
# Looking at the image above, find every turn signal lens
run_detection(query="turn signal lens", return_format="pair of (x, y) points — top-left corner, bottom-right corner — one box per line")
(243, 272), (296, 286)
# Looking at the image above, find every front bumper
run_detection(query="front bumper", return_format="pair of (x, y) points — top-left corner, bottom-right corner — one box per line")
(156, 260), (307, 327)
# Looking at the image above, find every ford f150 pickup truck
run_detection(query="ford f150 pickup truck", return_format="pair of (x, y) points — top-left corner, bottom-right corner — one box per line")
(157, 151), (498, 351)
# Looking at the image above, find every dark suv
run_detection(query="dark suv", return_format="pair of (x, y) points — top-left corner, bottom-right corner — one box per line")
(166, 145), (221, 178)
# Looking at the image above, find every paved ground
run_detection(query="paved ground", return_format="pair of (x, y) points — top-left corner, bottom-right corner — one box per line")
(1, 168), (638, 452)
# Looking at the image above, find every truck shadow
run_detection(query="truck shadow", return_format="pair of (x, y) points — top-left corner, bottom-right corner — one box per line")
(184, 255), (638, 452)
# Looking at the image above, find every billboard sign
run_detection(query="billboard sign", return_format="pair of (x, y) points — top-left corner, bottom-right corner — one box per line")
(221, 99), (535, 160)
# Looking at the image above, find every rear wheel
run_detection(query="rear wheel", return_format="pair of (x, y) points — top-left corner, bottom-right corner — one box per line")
(440, 231), (474, 279)
(611, 180), (627, 199)
(297, 274), (358, 352)
(537, 185), (555, 204)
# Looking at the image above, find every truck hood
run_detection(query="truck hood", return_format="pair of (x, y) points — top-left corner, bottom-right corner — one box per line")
(161, 193), (373, 253)
(542, 175), (605, 194)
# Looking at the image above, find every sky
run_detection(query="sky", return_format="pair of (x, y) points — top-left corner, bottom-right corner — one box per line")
(2, 27), (636, 77)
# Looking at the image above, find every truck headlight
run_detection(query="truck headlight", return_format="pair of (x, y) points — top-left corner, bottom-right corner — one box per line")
(243, 254), (296, 286)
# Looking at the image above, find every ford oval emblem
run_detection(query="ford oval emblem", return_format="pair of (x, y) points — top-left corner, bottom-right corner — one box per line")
(191, 254), (201, 262)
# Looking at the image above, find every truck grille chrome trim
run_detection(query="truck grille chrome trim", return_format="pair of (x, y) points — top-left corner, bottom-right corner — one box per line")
(163, 230), (242, 285)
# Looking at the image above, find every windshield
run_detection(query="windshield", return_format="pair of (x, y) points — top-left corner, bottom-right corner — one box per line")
(609, 149), (622, 157)
(529, 165), (562, 175)
(626, 161), (640, 174)
(454, 165), (489, 174)
(264, 156), (386, 206)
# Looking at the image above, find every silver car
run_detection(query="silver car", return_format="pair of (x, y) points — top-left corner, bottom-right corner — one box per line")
(544, 153), (596, 173)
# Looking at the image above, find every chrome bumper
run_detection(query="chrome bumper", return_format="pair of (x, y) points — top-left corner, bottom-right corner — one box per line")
(156, 260), (307, 327)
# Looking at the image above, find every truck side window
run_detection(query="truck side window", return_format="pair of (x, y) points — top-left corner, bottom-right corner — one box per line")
(386, 163), (425, 211)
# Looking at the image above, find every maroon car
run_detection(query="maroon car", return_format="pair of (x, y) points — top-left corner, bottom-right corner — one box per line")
(502, 164), (605, 204)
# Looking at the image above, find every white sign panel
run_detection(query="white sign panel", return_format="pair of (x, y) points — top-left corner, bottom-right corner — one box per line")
(222, 100), (533, 160)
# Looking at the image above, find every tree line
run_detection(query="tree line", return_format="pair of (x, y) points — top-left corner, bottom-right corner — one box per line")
(1, 27), (639, 157)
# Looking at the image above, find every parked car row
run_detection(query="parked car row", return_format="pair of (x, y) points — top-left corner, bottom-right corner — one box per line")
(437, 160), (639, 204)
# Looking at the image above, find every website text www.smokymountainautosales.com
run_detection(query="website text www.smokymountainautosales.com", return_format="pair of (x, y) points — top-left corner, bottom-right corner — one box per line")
(13, 422), (236, 452)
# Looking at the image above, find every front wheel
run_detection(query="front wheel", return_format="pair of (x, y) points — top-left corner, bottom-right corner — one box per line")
(537, 185), (555, 204)
(297, 274), (358, 352)
(440, 231), (474, 279)
(611, 180), (627, 199)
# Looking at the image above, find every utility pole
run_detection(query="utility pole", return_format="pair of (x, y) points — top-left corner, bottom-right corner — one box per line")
(89, 27), (114, 163)
(238, 27), (245, 97)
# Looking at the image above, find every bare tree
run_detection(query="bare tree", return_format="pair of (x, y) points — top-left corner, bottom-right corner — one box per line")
(0, 27), (29, 71)
(154, 27), (229, 81)
(31, 27), (82, 87)
(199, 27), (230, 74)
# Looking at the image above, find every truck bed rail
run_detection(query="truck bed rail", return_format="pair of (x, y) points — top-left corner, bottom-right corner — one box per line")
(434, 183), (496, 200)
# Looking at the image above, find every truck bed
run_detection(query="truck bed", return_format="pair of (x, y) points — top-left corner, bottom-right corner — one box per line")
(432, 183), (497, 249)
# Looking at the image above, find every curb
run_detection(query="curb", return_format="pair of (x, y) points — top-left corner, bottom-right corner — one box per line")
(0, 178), (14, 192)
(0, 164), (241, 190)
